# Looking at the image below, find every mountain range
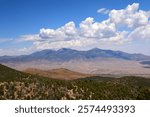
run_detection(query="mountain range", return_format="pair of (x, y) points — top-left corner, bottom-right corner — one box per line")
(0, 48), (150, 76)
(0, 48), (150, 62)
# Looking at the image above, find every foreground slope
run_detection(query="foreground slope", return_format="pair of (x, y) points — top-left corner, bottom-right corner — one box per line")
(24, 68), (92, 80)
(0, 64), (150, 100)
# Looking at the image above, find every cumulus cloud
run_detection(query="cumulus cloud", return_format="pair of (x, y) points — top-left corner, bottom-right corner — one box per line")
(79, 17), (119, 41)
(20, 3), (150, 48)
(39, 21), (77, 41)
(20, 34), (41, 41)
(33, 39), (96, 50)
(108, 3), (149, 29)
(97, 8), (110, 14)
(128, 24), (150, 40)
(1, 3), (149, 55)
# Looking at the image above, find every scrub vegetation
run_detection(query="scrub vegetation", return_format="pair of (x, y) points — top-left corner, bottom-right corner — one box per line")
(0, 64), (150, 100)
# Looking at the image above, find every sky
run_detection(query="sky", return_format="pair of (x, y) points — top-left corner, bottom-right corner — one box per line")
(0, 0), (150, 55)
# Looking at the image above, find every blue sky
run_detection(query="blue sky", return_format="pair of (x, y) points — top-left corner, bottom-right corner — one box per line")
(0, 0), (150, 55)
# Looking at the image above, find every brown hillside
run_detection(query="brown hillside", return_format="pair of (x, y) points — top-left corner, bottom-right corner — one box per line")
(23, 68), (92, 80)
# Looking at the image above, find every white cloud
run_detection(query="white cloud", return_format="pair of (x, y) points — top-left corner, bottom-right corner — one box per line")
(128, 24), (150, 40)
(20, 34), (41, 41)
(16, 3), (150, 48)
(1, 3), (150, 55)
(39, 21), (77, 41)
(0, 38), (13, 43)
(79, 17), (117, 39)
(0, 46), (37, 56)
(0, 48), (25, 56)
(108, 3), (149, 29)
(33, 39), (96, 50)
(97, 8), (110, 14)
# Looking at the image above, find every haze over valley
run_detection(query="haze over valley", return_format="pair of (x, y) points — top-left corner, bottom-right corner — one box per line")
(0, 48), (150, 78)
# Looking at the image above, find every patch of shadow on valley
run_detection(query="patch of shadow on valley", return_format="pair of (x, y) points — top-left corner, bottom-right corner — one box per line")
(143, 66), (150, 68)
(140, 61), (150, 65)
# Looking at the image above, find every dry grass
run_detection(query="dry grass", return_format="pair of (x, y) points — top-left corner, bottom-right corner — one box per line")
(24, 68), (92, 80)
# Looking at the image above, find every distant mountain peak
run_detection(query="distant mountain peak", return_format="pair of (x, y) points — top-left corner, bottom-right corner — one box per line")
(57, 48), (76, 51)
(87, 48), (103, 52)
(90, 47), (101, 50)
